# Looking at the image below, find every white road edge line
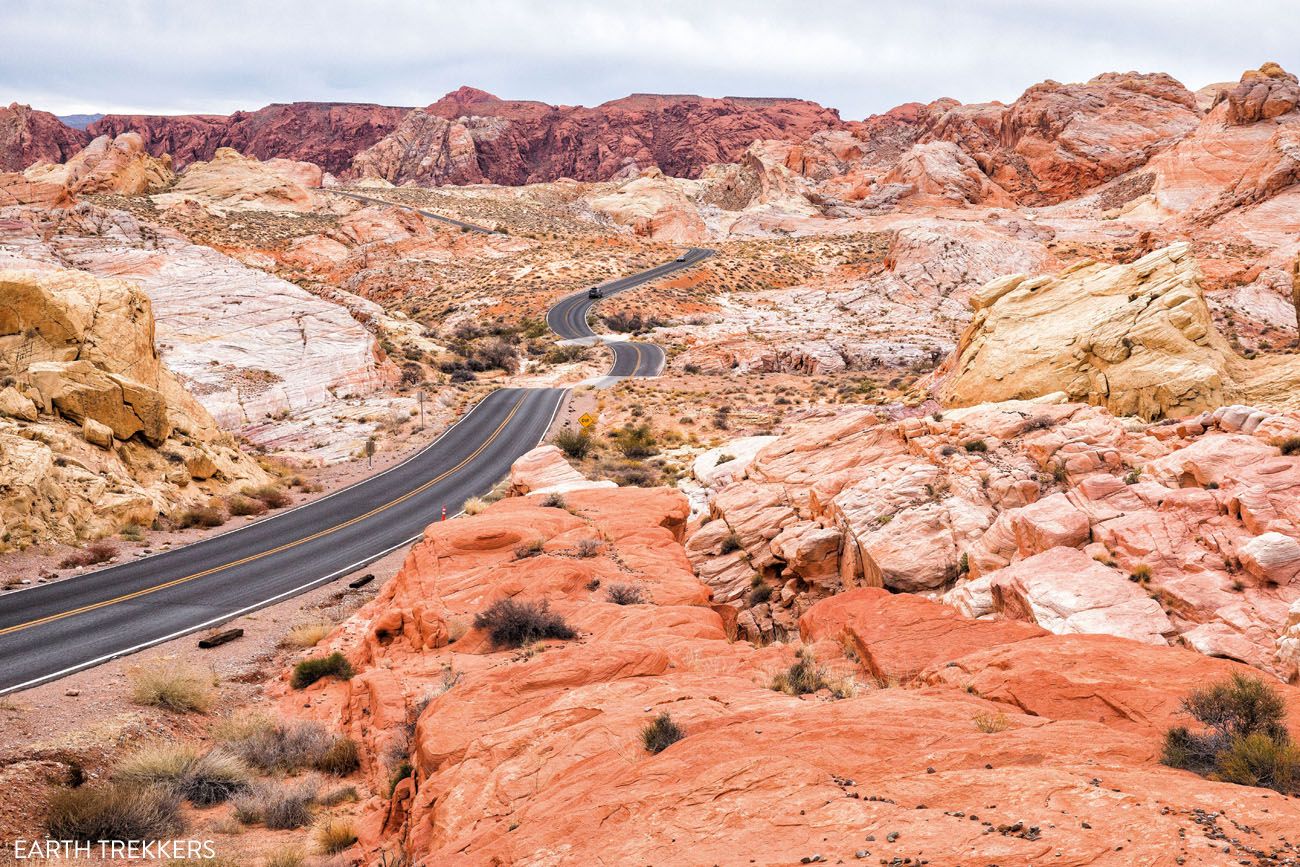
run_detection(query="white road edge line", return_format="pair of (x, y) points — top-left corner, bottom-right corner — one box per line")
(0, 388), (569, 696)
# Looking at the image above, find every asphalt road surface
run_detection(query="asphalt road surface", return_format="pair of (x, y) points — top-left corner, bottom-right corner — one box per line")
(547, 247), (714, 381)
(0, 227), (712, 693)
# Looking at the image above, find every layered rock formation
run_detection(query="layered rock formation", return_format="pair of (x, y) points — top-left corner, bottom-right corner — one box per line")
(89, 102), (411, 174)
(277, 484), (1300, 865)
(0, 103), (89, 171)
(0, 204), (396, 438)
(687, 398), (1300, 678)
(937, 244), (1300, 419)
(23, 132), (174, 196)
(151, 146), (322, 212)
(350, 87), (845, 185)
(0, 267), (267, 547)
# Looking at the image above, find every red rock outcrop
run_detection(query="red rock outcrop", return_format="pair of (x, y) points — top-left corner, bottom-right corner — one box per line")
(1223, 62), (1300, 124)
(0, 103), (89, 171)
(89, 102), (412, 174)
(351, 87), (845, 185)
(279, 485), (1300, 865)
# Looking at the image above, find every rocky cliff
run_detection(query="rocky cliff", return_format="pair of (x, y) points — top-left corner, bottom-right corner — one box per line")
(0, 267), (267, 548)
(0, 102), (89, 171)
(88, 102), (412, 174)
(274, 481), (1300, 864)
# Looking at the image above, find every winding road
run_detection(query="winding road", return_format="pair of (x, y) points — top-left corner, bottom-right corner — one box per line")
(0, 203), (713, 693)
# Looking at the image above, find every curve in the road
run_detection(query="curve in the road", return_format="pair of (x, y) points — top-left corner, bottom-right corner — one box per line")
(0, 215), (713, 693)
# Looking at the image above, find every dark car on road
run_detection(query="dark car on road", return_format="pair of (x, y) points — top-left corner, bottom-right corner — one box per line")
(587, 287), (604, 298)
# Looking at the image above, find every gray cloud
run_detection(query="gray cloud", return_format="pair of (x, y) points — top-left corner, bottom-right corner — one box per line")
(2, 0), (1295, 118)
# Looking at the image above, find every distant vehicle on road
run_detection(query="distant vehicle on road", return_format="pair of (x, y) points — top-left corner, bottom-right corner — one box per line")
(676, 254), (689, 262)
(587, 287), (604, 298)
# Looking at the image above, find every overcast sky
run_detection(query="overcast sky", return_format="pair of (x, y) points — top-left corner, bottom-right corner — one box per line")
(4, 0), (1295, 118)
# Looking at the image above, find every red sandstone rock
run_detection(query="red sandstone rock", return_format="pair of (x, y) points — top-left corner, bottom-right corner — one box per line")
(89, 102), (412, 173)
(0, 103), (88, 171)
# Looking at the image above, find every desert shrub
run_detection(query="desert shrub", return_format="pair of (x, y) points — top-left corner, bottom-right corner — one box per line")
(449, 368), (476, 383)
(1215, 733), (1300, 791)
(540, 492), (567, 509)
(282, 620), (333, 649)
(605, 583), (647, 605)
(316, 737), (360, 776)
(613, 424), (658, 458)
(473, 598), (576, 649)
(974, 712), (1010, 734)
(513, 538), (545, 559)
(234, 779), (319, 829)
(747, 582), (774, 607)
(223, 719), (334, 774)
(315, 818), (358, 854)
(575, 538), (602, 558)
(129, 663), (215, 713)
(226, 495), (268, 517)
(1129, 563), (1153, 583)
(249, 485), (291, 509)
(1162, 673), (1296, 793)
(462, 496), (488, 515)
(59, 540), (118, 569)
(291, 653), (354, 689)
(45, 785), (183, 842)
(387, 761), (413, 795)
(553, 429), (593, 459)
(770, 648), (829, 696)
(543, 344), (588, 365)
(1281, 437), (1300, 456)
(1023, 415), (1055, 431)
(115, 744), (249, 806)
(175, 505), (228, 529)
(641, 712), (685, 754)
(963, 439), (988, 453)
(719, 532), (743, 555)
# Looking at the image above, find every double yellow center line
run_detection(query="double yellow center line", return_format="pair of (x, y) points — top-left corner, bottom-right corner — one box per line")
(0, 394), (526, 638)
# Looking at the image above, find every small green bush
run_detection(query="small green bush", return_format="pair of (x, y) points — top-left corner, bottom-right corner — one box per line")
(291, 653), (354, 689)
(641, 712), (686, 754)
(1162, 673), (1297, 794)
(553, 429), (593, 459)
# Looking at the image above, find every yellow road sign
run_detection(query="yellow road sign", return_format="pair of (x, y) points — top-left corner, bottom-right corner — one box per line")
(579, 413), (595, 429)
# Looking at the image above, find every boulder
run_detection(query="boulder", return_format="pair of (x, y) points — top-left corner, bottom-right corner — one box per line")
(0, 386), (37, 421)
(81, 417), (113, 449)
(508, 444), (616, 497)
(28, 361), (171, 445)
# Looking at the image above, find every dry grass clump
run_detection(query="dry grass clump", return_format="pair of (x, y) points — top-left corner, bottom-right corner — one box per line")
(513, 538), (545, 559)
(226, 494), (268, 517)
(129, 662), (216, 713)
(114, 744), (249, 806)
(770, 648), (830, 696)
(45, 785), (183, 842)
(233, 779), (319, 829)
(262, 845), (306, 867)
(973, 712), (1010, 734)
(315, 817), (358, 854)
(248, 484), (292, 509)
(575, 537), (602, 558)
(282, 620), (334, 649)
(59, 540), (118, 569)
(605, 583), (648, 605)
(174, 504), (228, 529)
(462, 496), (489, 515)
(221, 718), (357, 776)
